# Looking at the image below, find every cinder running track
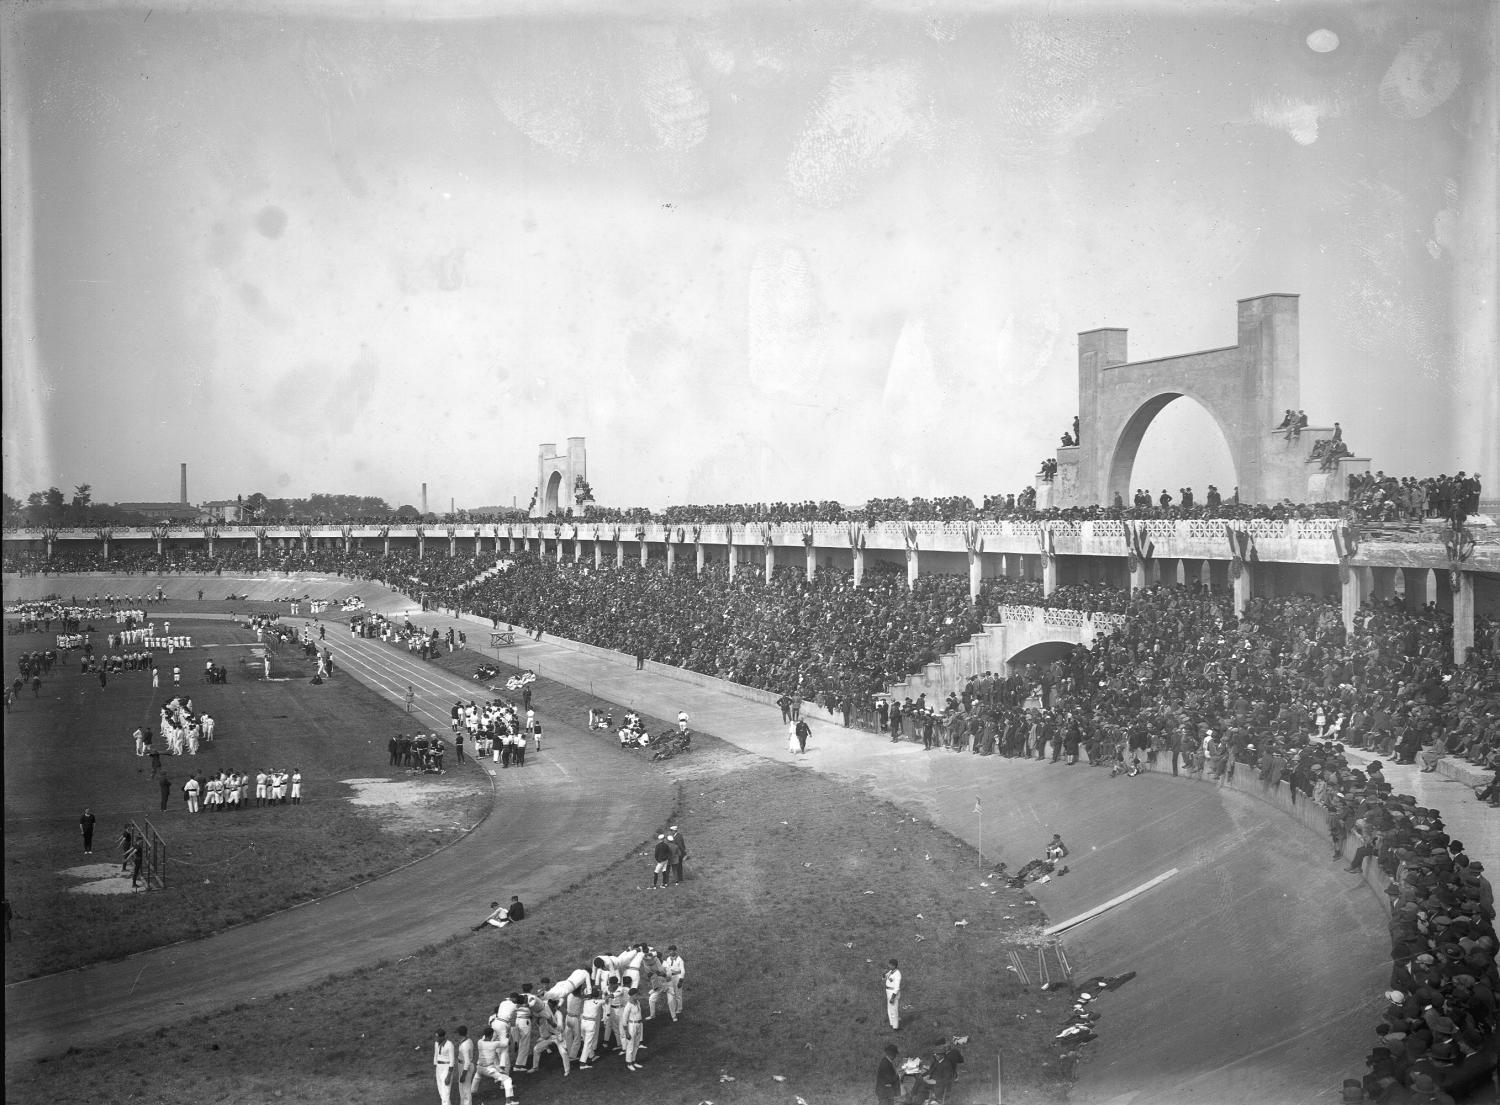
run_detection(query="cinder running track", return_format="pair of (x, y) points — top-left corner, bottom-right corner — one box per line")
(4, 574), (1444, 1103)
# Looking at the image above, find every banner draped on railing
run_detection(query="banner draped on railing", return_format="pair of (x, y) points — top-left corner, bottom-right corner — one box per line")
(1444, 521), (1476, 592)
(1332, 521), (1360, 584)
(961, 521), (982, 555)
(1123, 521), (1153, 573)
(1035, 523), (1055, 563)
(691, 525), (702, 545)
(802, 526), (815, 548)
(902, 523), (919, 553)
(847, 523), (866, 550)
(1225, 523), (1255, 579)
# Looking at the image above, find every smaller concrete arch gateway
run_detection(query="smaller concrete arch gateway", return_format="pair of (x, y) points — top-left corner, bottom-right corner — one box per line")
(535, 438), (587, 517)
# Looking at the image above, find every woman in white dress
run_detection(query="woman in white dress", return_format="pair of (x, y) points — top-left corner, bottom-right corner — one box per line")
(787, 723), (800, 755)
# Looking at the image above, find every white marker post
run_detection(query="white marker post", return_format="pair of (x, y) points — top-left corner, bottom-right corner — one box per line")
(974, 796), (983, 869)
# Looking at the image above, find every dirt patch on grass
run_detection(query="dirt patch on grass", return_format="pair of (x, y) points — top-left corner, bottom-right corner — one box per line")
(341, 776), (488, 833)
(60, 863), (139, 896)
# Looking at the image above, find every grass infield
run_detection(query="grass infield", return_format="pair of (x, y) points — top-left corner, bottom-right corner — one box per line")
(2, 614), (489, 982)
(11, 655), (1080, 1105)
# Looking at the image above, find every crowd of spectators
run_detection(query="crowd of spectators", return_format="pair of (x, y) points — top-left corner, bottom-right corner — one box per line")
(427, 555), (1048, 705)
(3, 473), (1489, 552)
(852, 584), (1497, 1098)
(1349, 472), (1484, 525)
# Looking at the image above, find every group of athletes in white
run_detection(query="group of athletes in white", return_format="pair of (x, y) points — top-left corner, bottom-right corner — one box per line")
(450, 698), (544, 761)
(136, 696), (216, 756)
(432, 942), (687, 1104)
(180, 768), (301, 812)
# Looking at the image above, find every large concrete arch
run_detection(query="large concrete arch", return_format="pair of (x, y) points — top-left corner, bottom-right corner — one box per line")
(1076, 294), (1310, 506)
(1106, 390), (1242, 504)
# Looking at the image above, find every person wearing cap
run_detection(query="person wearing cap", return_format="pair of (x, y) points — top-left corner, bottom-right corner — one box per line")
(650, 833), (671, 890)
(668, 825), (688, 884)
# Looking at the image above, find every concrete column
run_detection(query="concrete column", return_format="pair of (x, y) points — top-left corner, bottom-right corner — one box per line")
(475, 534), (482, 557)
(806, 543), (816, 583)
(696, 544), (705, 574)
(207, 535), (216, 557)
(968, 552), (982, 603)
(1340, 566), (1371, 632)
(156, 535), (164, 556)
(727, 542), (736, 581)
(508, 536), (517, 553)
(102, 537), (110, 560)
(382, 536), (390, 557)
(906, 548), (919, 590)
(1200, 560), (1214, 590)
(667, 544), (676, 573)
(555, 538), (563, 564)
(1233, 564), (1254, 614)
(574, 538), (582, 563)
(449, 535), (457, 558)
(996, 553), (1009, 579)
(1042, 555), (1058, 597)
(853, 546), (865, 587)
(639, 540), (648, 568)
(615, 541), (624, 568)
(1454, 571), (1475, 665)
(594, 542), (602, 569)
(765, 543), (775, 584)
(1130, 560), (1149, 593)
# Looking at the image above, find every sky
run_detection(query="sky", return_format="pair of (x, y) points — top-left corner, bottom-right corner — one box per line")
(2, 0), (1495, 512)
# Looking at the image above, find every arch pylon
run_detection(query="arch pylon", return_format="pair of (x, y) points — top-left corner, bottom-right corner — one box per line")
(1075, 294), (1307, 506)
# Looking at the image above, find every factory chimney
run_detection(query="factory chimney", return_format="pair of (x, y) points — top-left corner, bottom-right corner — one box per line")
(181, 463), (188, 504)
(422, 483), (428, 515)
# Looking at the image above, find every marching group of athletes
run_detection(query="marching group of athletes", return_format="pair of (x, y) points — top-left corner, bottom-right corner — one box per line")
(432, 940), (688, 1104)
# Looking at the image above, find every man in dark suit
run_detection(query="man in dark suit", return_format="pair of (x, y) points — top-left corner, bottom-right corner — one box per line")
(875, 1043), (901, 1104)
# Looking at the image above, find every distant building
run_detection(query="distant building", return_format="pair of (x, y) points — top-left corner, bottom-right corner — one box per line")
(200, 499), (243, 523)
(112, 501), (203, 523)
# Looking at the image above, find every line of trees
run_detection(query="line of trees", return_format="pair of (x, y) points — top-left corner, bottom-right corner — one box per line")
(1, 486), (153, 527)
(2, 486), (530, 527)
